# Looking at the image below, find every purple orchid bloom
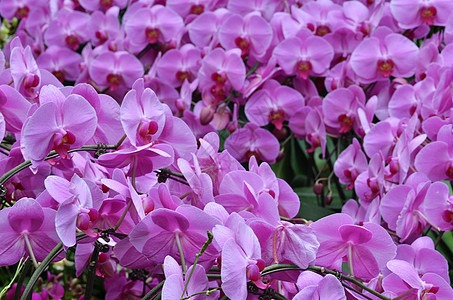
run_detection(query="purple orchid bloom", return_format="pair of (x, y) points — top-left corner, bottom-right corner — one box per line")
(334, 138), (368, 190)
(22, 84), (98, 163)
(0, 0), (47, 20)
(70, 83), (124, 145)
(97, 141), (175, 178)
(89, 50), (144, 92)
(36, 46), (82, 83)
(0, 84), (31, 134)
(294, 272), (346, 300)
(383, 259), (453, 299)
(323, 85), (373, 137)
(9, 41), (42, 99)
(162, 256), (214, 300)
(245, 79), (304, 130)
(104, 269), (143, 300)
(380, 172), (432, 242)
(218, 12), (273, 61)
(250, 218), (319, 271)
(350, 27), (419, 83)
(415, 124), (453, 181)
(248, 156), (300, 218)
(44, 9), (90, 51)
(390, 0), (453, 28)
(227, 0), (281, 21)
(213, 214), (266, 300)
(0, 197), (62, 266)
(423, 181), (453, 232)
(187, 9), (231, 50)
(198, 48), (246, 104)
(166, 0), (214, 19)
(224, 123), (280, 164)
(304, 108), (327, 156)
(273, 29), (334, 80)
(124, 5), (184, 53)
(394, 237), (450, 283)
(178, 155), (215, 208)
(311, 213), (396, 280)
(120, 79), (167, 146)
(89, 7), (121, 46)
(193, 132), (244, 195)
(156, 44), (201, 88)
(45, 174), (103, 247)
(129, 206), (220, 265)
(78, 0), (128, 12)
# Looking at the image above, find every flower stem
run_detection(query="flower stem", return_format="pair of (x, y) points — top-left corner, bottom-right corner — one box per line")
(261, 264), (392, 300)
(84, 242), (100, 300)
(23, 234), (38, 269)
(0, 144), (117, 186)
(113, 200), (132, 231)
(175, 232), (187, 275)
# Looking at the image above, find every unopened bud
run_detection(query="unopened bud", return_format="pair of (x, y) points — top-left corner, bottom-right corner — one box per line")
(200, 106), (215, 125)
(273, 127), (288, 141)
(143, 196), (155, 215)
(313, 182), (324, 195)
(325, 192), (333, 206)
(88, 208), (99, 221)
(77, 213), (90, 231)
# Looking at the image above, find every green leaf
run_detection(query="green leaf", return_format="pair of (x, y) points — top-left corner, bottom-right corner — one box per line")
(294, 187), (335, 221)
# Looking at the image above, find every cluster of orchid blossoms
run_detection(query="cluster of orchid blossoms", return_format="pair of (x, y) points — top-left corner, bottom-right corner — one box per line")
(2, 0), (453, 299)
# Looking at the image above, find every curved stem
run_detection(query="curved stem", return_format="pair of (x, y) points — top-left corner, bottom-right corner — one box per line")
(84, 242), (100, 300)
(175, 232), (186, 275)
(23, 234), (38, 269)
(0, 144), (117, 186)
(21, 233), (87, 300)
(261, 264), (392, 300)
(142, 280), (164, 300)
(113, 200), (132, 231)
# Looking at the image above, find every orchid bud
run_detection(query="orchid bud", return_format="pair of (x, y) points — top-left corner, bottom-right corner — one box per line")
(200, 106), (214, 125)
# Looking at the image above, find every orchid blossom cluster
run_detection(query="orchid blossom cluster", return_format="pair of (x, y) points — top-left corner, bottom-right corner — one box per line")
(1, 0), (453, 300)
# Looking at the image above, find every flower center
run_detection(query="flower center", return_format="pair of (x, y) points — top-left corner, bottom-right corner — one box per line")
(65, 34), (80, 51)
(145, 28), (160, 44)
(176, 70), (190, 84)
(138, 120), (159, 144)
(235, 37), (250, 57)
(338, 114), (354, 133)
(53, 131), (76, 159)
(420, 6), (437, 26)
(377, 59), (394, 78)
(15, 6), (30, 18)
(190, 4), (204, 15)
(107, 73), (122, 91)
(296, 60), (312, 80)
(316, 25), (331, 36)
(52, 70), (65, 83)
(100, 0), (113, 10)
(269, 109), (286, 130)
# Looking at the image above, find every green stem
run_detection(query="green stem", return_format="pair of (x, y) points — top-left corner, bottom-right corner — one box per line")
(181, 288), (221, 300)
(84, 242), (100, 300)
(23, 234), (38, 269)
(13, 259), (32, 300)
(261, 264), (392, 300)
(175, 232), (186, 275)
(0, 258), (26, 299)
(20, 233), (87, 300)
(181, 232), (213, 297)
(142, 280), (164, 300)
(0, 144), (117, 186)
(113, 200), (132, 231)
(246, 62), (260, 78)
